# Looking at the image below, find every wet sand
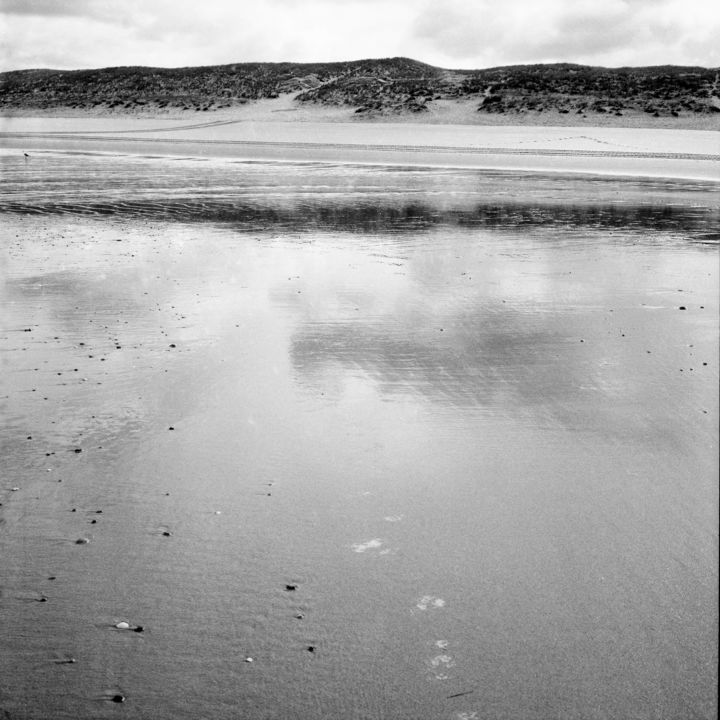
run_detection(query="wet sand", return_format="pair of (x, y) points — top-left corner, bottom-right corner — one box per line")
(0, 153), (718, 719)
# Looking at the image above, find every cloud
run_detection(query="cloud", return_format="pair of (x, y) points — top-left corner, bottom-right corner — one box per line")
(0, 0), (92, 15)
(0, 0), (718, 71)
(411, 0), (720, 67)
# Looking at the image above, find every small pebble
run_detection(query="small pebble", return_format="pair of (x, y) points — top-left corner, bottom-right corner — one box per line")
(114, 621), (143, 632)
(75, 538), (89, 544)
(285, 584), (298, 591)
(111, 694), (125, 703)
(162, 531), (172, 537)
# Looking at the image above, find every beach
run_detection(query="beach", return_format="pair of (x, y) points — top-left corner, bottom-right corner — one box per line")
(1, 111), (719, 180)
(0, 117), (718, 719)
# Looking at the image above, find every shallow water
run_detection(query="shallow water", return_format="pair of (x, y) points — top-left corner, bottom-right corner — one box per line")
(0, 152), (718, 720)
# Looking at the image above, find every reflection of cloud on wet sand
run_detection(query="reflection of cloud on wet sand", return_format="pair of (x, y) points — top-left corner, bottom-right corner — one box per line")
(291, 306), (571, 409)
(287, 229), (715, 444)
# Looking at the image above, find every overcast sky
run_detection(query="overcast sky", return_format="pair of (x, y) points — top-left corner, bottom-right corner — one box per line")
(1, 0), (718, 72)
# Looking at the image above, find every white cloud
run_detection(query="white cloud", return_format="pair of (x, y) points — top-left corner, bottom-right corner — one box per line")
(0, 0), (718, 71)
(411, 0), (720, 67)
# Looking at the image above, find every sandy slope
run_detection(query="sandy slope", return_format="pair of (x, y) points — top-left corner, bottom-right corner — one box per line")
(4, 91), (720, 130)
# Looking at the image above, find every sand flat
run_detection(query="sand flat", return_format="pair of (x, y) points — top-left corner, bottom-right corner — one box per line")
(2, 116), (718, 180)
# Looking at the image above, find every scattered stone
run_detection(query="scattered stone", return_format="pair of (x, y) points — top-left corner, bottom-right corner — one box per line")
(111, 694), (125, 703)
(75, 538), (89, 544)
(679, 306), (686, 310)
(307, 646), (315, 653)
(114, 621), (144, 632)
(168, 426), (175, 431)
(244, 657), (254, 663)
(285, 584), (298, 591)
(73, 448), (82, 453)
(162, 531), (172, 537)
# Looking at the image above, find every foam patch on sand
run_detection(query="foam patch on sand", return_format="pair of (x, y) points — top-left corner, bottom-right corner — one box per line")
(351, 538), (383, 553)
(416, 595), (446, 610)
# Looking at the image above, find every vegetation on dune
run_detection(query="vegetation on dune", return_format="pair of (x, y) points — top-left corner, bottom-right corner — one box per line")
(455, 63), (720, 118)
(0, 57), (717, 118)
